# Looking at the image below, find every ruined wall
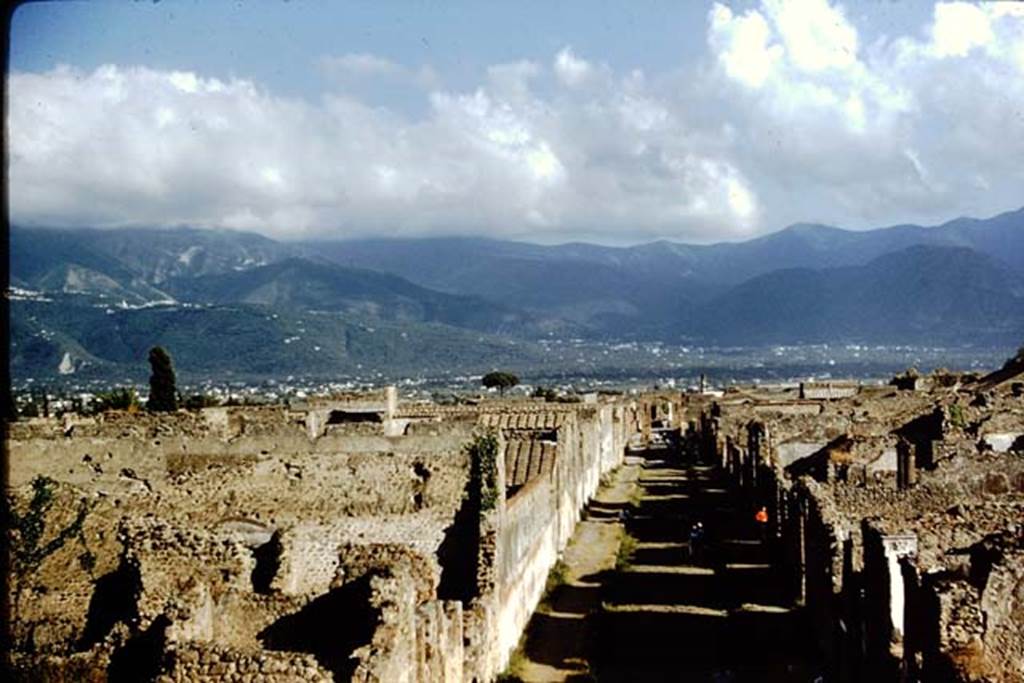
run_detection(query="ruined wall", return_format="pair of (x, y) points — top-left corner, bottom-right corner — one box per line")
(462, 404), (586, 675)
(695, 375), (1024, 683)
(5, 405), (474, 680)
(7, 396), (649, 683)
(482, 401), (637, 678)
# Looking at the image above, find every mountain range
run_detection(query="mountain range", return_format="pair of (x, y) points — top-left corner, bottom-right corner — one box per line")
(8, 207), (1024, 380)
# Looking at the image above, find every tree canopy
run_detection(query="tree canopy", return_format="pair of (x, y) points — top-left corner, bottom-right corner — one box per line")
(94, 387), (139, 413)
(148, 346), (178, 412)
(482, 371), (519, 396)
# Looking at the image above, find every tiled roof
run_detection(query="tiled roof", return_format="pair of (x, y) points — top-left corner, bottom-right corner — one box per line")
(479, 411), (565, 430)
(504, 438), (557, 488)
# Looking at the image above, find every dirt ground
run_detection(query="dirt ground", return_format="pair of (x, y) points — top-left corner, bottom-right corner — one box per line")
(511, 455), (641, 682)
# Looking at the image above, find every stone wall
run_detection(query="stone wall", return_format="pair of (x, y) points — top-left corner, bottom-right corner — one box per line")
(476, 401), (639, 678)
(6, 395), (652, 682)
(799, 382), (860, 400)
(691, 376), (1024, 683)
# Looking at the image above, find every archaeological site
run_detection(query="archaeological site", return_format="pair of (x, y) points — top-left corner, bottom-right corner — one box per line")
(4, 355), (1024, 682)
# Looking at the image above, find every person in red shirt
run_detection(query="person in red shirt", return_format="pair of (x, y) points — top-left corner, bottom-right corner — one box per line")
(754, 506), (769, 543)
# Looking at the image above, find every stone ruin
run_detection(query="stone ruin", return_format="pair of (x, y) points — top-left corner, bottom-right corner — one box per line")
(3, 388), (669, 682)
(685, 363), (1024, 682)
(7, 359), (1023, 683)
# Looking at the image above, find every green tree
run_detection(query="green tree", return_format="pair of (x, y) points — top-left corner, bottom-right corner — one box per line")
(19, 399), (40, 419)
(531, 385), (556, 401)
(93, 387), (139, 413)
(148, 346), (178, 412)
(482, 371), (519, 397)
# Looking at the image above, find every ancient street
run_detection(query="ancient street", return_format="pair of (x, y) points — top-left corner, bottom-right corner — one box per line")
(513, 444), (823, 681)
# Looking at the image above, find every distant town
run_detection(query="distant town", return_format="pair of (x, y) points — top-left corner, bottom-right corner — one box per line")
(11, 340), (1011, 420)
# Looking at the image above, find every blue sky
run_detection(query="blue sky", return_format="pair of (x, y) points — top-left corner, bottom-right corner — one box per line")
(11, 1), (936, 102)
(8, 1), (1023, 244)
(12, 1), (760, 107)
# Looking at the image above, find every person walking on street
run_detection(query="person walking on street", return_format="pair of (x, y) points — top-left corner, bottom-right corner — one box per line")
(754, 506), (769, 544)
(688, 520), (705, 563)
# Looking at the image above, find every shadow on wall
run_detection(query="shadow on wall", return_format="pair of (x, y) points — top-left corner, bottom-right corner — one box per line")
(58, 559), (167, 683)
(107, 615), (171, 683)
(436, 468), (480, 603)
(78, 562), (142, 651)
(251, 532), (283, 594)
(258, 574), (379, 682)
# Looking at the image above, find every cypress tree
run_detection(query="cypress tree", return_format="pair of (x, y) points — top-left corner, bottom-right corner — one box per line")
(148, 346), (178, 412)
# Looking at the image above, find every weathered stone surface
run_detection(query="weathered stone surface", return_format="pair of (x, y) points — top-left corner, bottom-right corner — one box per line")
(685, 370), (1024, 682)
(6, 392), (659, 682)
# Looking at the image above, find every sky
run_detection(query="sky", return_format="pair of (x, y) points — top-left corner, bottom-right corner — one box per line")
(7, 0), (1024, 244)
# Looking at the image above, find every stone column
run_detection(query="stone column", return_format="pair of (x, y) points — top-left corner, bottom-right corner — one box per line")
(384, 385), (398, 419)
(896, 439), (916, 490)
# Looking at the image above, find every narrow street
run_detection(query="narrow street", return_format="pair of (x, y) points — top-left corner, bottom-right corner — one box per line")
(511, 456), (642, 682)
(510, 444), (822, 682)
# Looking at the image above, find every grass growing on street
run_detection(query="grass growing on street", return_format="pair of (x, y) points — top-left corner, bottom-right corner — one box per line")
(497, 648), (528, 682)
(615, 528), (638, 571)
(538, 559), (570, 611)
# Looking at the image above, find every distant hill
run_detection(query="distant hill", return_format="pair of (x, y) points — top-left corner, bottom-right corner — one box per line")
(10, 228), (172, 304)
(691, 245), (1024, 345)
(162, 257), (561, 335)
(8, 207), (1024, 380)
(305, 207), (1024, 290)
(688, 206), (1024, 283)
(9, 226), (295, 304)
(303, 207), (1024, 335)
(9, 296), (542, 381)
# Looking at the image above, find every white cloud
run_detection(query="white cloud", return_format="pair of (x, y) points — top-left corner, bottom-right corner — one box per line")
(9, 58), (758, 242)
(709, 4), (782, 88)
(930, 2), (994, 57)
(705, 0), (1024, 229)
(8, 2), (1024, 243)
(764, 0), (858, 72)
(554, 47), (593, 87)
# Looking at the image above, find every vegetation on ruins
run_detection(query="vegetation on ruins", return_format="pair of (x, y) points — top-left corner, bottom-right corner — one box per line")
(482, 371), (519, 397)
(467, 432), (500, 514)
(538, 559), (570, 612)
(615, 529), (638, 571)
(94, 386), (140, 413)
(7, 475), (95, 630)
(531, 385), (557, 401)
(497, 646), (529, 682)
(147, 346), (178, 411)
(183, 393), (220, 410)
(948, 403), (967, 430)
